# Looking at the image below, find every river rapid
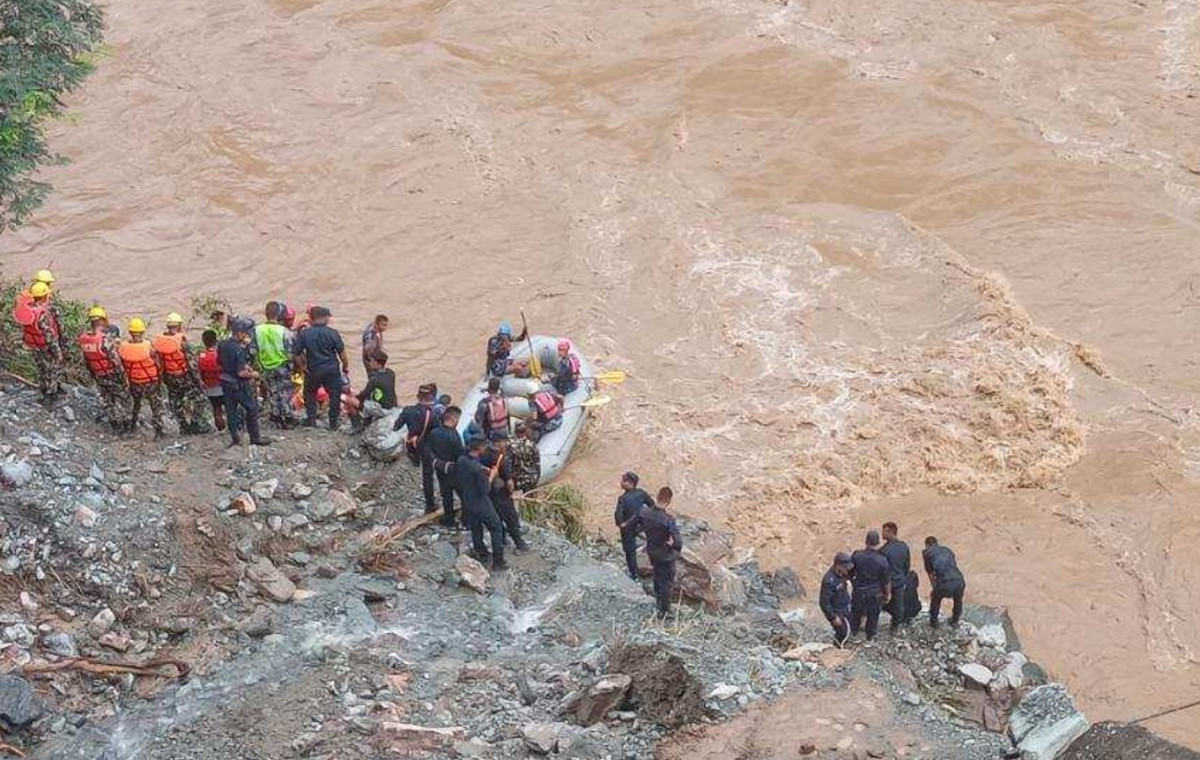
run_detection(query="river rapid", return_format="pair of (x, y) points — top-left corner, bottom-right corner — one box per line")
(3, 0), (1200, 746)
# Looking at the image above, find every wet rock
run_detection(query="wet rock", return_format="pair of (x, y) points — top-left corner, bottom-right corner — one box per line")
(88, 607), (116, 638)
(959, 663), (994, 689)
(0, 675), (45, 730)
(768, 566), (805, 599)
(42, 632), (78, 657)
(250, 478), (279, 501)
(246, 557), (296, 602)
(455, 554), (489, 594)
(1, 461), (33, 488)
(230, 492), (257, 516)
(577, 674), (631, 726)
(1010, 684), (1089, 760)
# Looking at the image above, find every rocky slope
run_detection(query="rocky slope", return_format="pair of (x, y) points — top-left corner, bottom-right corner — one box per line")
(0, 381), (1190, 759)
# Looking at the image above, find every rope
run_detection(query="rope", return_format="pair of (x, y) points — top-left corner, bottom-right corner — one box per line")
(1130, 698), (1200, 725)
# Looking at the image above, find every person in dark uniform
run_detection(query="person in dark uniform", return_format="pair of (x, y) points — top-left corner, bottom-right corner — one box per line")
(482, 430), (529, 553)
(850, 530), (891, 642)
(474, 377), (510, 435)
(636, 486), (682, 617)
(292, 306), (349, 430)
(879, 521), (911, 634)
(456, 436), (506, 570)
(923, 536), (966, 628)
(429, 406), (466, 528)
(819, 552), (854, 646)
(614, 471), (654, 581)
(217, 319), (271, 447)
(395, 384), (439, 512)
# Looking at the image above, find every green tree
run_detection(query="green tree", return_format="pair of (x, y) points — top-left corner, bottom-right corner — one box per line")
(0, 0), (103, 231)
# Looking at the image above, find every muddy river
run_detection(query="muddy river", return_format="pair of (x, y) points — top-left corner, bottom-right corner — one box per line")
(3, 0), (1200, 746)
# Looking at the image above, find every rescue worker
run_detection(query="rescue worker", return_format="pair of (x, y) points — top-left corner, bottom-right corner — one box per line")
(429, 406), (466, 528)
(819, 552), (854, 646)
(849, 530), (892, 642)
(485, 321), (527, 378)
(637, 486), (682, 618)
(528, 387), (564, 440)
(256, 302), (296, 428)
(118, 318), (166, 438)
(197, 330), (226, 432)
(361, 314), (388, 375)
(218, 318), (270, 447)
(456, 436), (506, 570)
(395, 384), (439, 512)
(77, 306), (131, 432)
(553, 339), (581, 395)
(474, 377), (510, 435)
(482, 430), (529, 552)
(880, 521), (911, 634)
(923, 537), (966, 628)
(15, 282), (65, 400)
(349, 351), (397, 433)
(614, 472), (654, 581)
(510, 422), (541, 492)
(154, 313), (211, 435)
(292, 306), (349, 431)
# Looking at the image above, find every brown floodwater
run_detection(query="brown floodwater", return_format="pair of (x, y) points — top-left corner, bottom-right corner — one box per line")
(3, 0), (1200, 746)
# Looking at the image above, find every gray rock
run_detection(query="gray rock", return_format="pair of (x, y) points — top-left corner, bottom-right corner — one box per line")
(1010, 684), (1089, 760)
(768, 566), (805, 599)
(89, 463), (105, 482)
(0, 675), (45, 730)
(959, 663), (994, 689)
(1, 461), (33, 488)
(239, 606), (274, 638)
(289, 482), (314, 500)
(250, 478), (280, 501)
(88, 607), (116, 638)
(522, 722), (576, 755)
(455, 554), (489, 594)
(577, 674), (632, 726)
(246, 558), (296, 603)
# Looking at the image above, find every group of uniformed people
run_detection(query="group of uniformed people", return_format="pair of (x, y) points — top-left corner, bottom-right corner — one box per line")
(615, 472), (683, 617)
(820, 523), (967, 646)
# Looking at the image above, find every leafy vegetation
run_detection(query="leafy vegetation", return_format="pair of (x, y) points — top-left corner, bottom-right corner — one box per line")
(519, 483), (587, 544)
(1, 0), (104, 230)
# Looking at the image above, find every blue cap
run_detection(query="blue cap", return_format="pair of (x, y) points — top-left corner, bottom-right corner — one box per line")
(498, 321), (513, 337)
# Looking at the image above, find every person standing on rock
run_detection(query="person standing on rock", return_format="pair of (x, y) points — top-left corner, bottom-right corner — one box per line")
(14, 281), (66, 401)
(880, 521), (912, 635)
(456, 436), (506, 570)
(396, 383), (440, 511)
(256, 301), (297, 429)
(482, 429), (530, 553)
(218, 319), (271, 447)
(77, 306), (131, 432)
(849, 530), (891, 643)
(154, 313), (212, 435)
(293, 306), (349, 431)
(118, 318), (167, 438)
(430, 406), (466, 528)
(819, 552), (854, 646)
(637, 486), (682, 618)
(614, 471), (655, 581)
(923, 536), (966, 628)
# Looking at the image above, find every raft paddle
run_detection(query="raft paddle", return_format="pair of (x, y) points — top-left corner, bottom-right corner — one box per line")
(588, 370), (626, 384)
(520, 309), (543, 377)
(564, 395), (612, 411)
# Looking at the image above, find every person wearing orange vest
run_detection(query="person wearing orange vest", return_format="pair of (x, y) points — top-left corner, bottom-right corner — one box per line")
(154, 313), (212, 435)
(527, 387), (564, 441)
(118, 318), (166, 438)
(77, 306), (132, 432)
(13, 282), (65, 400)
(473, 377), (510, 435)
(197, 330), (226, 432)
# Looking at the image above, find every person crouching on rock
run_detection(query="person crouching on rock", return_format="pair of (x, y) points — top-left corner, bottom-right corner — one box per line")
(819, 552), (854, 647)
(457, 435), (507, 571)
(639, 486), (682, 619)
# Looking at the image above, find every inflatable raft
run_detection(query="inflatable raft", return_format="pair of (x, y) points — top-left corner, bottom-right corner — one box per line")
(458, 335), (594, 485)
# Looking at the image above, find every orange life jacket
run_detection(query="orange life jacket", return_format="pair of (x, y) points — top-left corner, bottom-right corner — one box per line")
(78, 331), (118, 377)
(486, 395), (509, 431)
(118, 341), (159, 385)
(197, 348), (221, 389)
(533, 391), (560, 420)
(17, 301), (57, 349)
(152, 333), (190, 377)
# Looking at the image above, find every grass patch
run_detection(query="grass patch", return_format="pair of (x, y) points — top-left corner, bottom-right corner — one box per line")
(519, 483), (587, 544)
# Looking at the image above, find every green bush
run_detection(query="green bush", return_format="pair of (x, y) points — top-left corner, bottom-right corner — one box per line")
(0, 272), (92, 384)
(1, 0), (105, 229)
(519, 483), (587, 544)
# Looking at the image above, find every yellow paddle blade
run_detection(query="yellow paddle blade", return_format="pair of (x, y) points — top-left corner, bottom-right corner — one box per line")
(590, 370), (626, 384)
(577, 395), (613, 409)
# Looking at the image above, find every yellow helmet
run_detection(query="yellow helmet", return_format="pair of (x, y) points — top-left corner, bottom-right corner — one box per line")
(165, 312), (184, 326)
(87, 306), (108, 320)
(29, 282), (51, 298)
(34, 269), (55, 285)
(128, 317), (147, 334)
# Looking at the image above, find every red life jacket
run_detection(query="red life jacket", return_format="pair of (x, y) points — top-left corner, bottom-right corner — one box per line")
(19, 302), (57, 349)
(486, 396), (509, 431)
(152, 333), (190, 377)
(78, 331), (118, 377)
(197, 348), (221, 389)
(118, 341), (159, 385)
(533, 391), (560, 420)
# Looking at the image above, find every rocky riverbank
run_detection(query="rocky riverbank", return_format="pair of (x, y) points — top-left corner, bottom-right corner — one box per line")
(0, 381), (1194, 759)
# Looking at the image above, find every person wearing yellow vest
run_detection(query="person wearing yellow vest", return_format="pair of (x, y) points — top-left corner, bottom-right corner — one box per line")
(118, 318), (166, 438)
(12, 281), (65, 400)
(153, 313), (213, 435)
(77, 306), (132, 432)
(256, 301), (297, 428)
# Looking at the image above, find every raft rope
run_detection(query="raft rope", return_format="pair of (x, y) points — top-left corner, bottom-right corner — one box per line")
(1130, 697), (1200, 725)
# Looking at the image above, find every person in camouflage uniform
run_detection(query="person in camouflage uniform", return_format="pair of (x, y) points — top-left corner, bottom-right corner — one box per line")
(156, 314), (213, 435)
(76, 307), (132, 432)
(510, 423), (542, 492)
(17, 283), (66, 400)
(119, 319), (167, 438)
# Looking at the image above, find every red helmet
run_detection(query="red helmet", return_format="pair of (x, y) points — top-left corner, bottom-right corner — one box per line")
(557, 339), (571, 352)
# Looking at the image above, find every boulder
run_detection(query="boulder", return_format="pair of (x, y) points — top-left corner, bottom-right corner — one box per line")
(976, 623), (1007, 649)
(250, 478), (280, 501)
(455, 554), (489, 594)
(246, 557), (296, 602)
(676, 547), (747, 611)
(576, 674), (632, 726)
(768, 566), (805, 599)
(1010, 684), (1089, 760)
(0, 675), (45, 731)
(959, 663), (994, 690)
